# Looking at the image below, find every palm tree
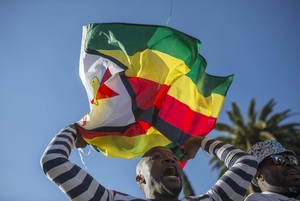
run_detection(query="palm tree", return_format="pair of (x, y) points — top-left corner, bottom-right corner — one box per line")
(210, 98), (300, 193)
(182, 172), (195, 196)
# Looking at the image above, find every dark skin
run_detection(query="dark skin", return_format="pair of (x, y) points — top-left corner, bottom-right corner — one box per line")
(136, 146), (183, 201)
(74, 127), (204, 201)
(255, 153), (300, 198)
(71, 125), (88, 148)
(76, 133), (88, 148)
(136, 136), (204, 201)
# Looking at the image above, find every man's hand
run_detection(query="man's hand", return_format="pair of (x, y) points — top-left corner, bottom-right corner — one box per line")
(181, 136), (204, 162)
(70, 125), (88, 148)
(76, 132), (88, 148)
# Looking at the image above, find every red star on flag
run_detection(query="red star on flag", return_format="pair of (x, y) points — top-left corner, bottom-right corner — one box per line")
(91, 68), (119, 105)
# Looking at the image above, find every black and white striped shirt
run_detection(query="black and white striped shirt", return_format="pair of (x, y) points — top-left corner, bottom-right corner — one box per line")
(41, 125), (257, 201)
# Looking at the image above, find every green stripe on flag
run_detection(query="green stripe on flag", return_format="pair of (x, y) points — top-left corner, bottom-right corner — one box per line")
(85, 23), (200, 69)
(186, 55), (233, 97)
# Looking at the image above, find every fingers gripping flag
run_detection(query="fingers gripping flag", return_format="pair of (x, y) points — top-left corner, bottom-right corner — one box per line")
(76, 23), (233, 158)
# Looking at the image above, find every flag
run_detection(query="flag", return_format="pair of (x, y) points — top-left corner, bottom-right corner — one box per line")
(75, 23), (233, 158)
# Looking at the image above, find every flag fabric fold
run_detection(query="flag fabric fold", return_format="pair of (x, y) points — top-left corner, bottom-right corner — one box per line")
(76, 23), (233, 158)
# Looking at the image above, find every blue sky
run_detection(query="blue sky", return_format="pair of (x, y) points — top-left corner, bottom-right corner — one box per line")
(1, 1), (300, 200)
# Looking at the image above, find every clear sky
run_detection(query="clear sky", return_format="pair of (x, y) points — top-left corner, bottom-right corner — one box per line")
(1, 1), (300, 201)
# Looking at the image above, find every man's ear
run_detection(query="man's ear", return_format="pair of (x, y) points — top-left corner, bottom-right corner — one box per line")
(136, 174), (145, 184)
(255, 171), (264, 182)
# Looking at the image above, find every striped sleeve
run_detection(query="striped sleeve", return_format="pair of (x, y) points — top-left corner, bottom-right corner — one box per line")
(200, 138), (258, 201)
(244, 193), (272, 201)
(40, 125), (143, 201)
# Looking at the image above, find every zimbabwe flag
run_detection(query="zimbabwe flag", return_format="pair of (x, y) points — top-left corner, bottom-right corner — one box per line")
(76, 23), (233, 158)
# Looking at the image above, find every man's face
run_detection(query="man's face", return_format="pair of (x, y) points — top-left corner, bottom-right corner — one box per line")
(259, 152), (300, 193)
(137, 146), (184, 197)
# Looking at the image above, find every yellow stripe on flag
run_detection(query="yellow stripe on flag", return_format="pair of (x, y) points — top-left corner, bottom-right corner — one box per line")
(98, 49), (190, 85)
(85, 128), (171, 158)
(168, 75), (226, 118)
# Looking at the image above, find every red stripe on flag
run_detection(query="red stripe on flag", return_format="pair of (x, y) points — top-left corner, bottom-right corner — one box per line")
(153, 84), (170, 109)
(76, 120), (152, 139)
(159, 95), (217, 136)
(127, 77), (170, 110)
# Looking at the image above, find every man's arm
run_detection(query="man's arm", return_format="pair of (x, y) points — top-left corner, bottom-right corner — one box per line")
(182, 137), (258, 201)
(201, 138), (258, 201)
(40, 125), (140, 201)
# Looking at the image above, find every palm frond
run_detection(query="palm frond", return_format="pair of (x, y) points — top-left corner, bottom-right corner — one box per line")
(258, 99), (276, 120)
(266, 109), (292, 127)
(247, 98), (256, 126)
(182, 172), (195, 196)
(232, 102), (245, 125)
(280, 123), (300, 129)
(226, 110), (246, 132)
(258, 131), (276, 141)
(214, 123), (235, 135)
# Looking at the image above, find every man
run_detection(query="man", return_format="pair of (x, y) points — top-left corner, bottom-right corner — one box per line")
(245, 140), (300, 201)
(41, 124), (257, 201)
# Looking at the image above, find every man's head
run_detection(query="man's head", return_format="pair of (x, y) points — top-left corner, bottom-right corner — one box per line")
(249, 140), (300, 196)
(136, 146), (184, 200)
